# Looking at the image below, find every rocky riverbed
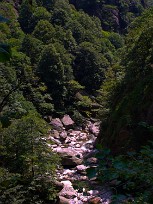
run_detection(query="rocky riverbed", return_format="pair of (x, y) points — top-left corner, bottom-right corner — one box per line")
(48, 115), (112, 204)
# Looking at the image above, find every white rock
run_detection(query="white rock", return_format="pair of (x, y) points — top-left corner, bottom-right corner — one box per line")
(76, 165), (87, 172)
(87, 190), (99, 196)
(52, 144), (58, 148)
(50, 118), (63, 129)
(61, 115), (74, 127)
(75, 144), (81, 148)
(61, 180), (73, 187)
(49, 136), (61, 144)
(58, 196), (70, 204)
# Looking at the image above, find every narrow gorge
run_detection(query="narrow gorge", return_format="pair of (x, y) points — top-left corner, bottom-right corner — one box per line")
(48, 115), (111, 204)
(1, 0), (153, 203)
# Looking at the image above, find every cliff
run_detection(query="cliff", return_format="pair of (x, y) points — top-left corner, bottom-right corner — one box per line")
(98, 8), (153, 153)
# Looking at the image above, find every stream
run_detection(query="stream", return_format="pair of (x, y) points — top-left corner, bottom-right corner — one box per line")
(49, 115), (112, 204)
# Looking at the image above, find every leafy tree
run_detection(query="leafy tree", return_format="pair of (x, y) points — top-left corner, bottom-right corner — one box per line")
(0, 63), (19, 114)
(73, 42), (109, 91)
(38, 43), (73, 107)
(108, 32), (124, 49)
(54, 27), (77, 52)
(31, 6), (51, 28)
(18, 0), (34, 33)
(0, 112), (60, 203)
(88, 143), (153, 203)
(0, 43), (11, 62)
(36, 0), (55, 10)
(65, 20), (86, 44)
(32, 20), (55, 44)
(21, 34), (43, 64)
(70, 0), (146, 32)
(1, 111), (59, 176)
(51, 8), (69, 26)
(98, 8), (153, 154)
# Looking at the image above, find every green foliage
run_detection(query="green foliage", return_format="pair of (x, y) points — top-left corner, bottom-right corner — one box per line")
(96, 63), (125, 120)
(77, 95), (93, 110)
(98, 8), (153, 153)
(1, 111), (59, 176)
(73, 42), (109, 91)
(0, 0), (120, 115)
(108, 32), (124, 49)
(51, 8), (69, 26)
(0, 43), (11, 62)
(71, 0), (146, 32)
(0, 169), (58, 203)
(54, 28), (77, 52)
(88, 143), (153, 203)
(18, 0), (34, 33)
(32, 20), (55, 44)
(32, 6), (51, 27)
(0, 0), (152, 203)
(0, 111), (60, 203)
(0, 63), (18, 114)
(38, 42), (73, 107)
(36, 0), (56, 10)
(21, 34), (43, 64)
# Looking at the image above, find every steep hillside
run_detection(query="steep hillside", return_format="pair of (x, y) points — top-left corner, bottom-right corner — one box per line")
(70, 0), (148, 32)
(0, 1), (120, 202)
(98, 8), (153, 153)
(0, 0), (119, 119)
(1, 0), (153, 203)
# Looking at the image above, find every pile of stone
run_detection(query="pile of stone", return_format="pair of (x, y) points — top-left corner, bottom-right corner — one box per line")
(47, 114), (111, 204)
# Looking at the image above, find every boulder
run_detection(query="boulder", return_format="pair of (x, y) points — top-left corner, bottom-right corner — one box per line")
(55, 148), (83, 167)
(54, 181), (64, 191)
(76, 165), (87, 174)
(75, 144), (81, 148)
(58, 196), (70, 204)
(59, 191), (77, 199)
(52, 130), (60, 139)
(86, 157), (98, 164)
(61, 115), (74, 127)
(59, 180), (77, 199)
(61, 180), (73, 187)
(69, 130), (81, 137)
(50, 118), (63, 130)
(60, 131), (67, 141)
(79, 132), (87, 140)
(76, 165), (87, 172)
(88, 197), (101, 204)
(89, 123), (100, 136)
(87, 190), (99, 196)
(49, 136), (61, 145)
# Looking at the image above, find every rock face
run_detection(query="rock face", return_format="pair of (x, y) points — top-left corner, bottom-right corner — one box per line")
(49, 117), (112, 203)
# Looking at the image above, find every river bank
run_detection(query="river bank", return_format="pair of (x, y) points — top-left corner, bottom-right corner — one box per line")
(48, 115), (112, 204)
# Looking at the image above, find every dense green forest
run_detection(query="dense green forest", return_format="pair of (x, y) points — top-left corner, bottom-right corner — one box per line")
(0, 0), (153, 203)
